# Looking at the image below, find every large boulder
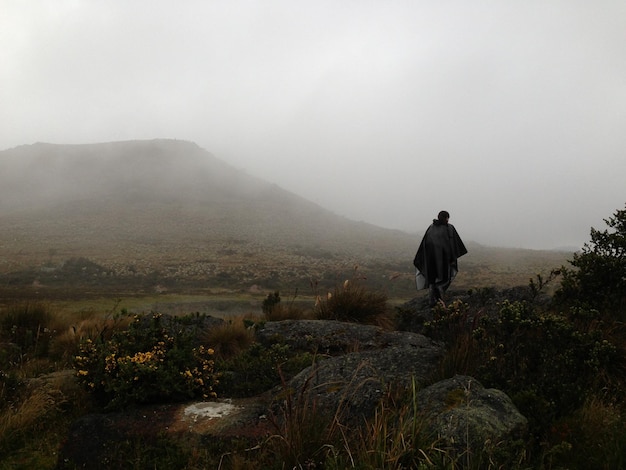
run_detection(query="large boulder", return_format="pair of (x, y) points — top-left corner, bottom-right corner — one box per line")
(417, 375), (528, 456)
(257, 318), (442, 354)
(266, 320), (444, 424)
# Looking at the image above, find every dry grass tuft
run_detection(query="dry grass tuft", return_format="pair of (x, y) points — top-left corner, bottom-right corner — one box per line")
(263, 303), (313, 322)
(201, 316), (256, 360)
(0, 380), (63, 448)
(314, 279), (390, 327)
(49, 315), (131, 361)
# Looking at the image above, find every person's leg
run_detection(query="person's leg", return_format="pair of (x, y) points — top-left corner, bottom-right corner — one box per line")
(429, 285), (439, 307)
(432, 279), (450, 307)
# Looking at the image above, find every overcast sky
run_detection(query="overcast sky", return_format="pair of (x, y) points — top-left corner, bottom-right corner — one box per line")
(1, 1), (625, 250)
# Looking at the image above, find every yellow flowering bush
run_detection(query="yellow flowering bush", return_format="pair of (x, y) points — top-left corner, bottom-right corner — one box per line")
(74, 312), (218, 410)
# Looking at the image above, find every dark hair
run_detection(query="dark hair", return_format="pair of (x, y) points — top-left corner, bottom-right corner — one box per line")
(437, 211), (450, 222)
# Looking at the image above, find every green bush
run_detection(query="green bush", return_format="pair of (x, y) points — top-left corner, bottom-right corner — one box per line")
(261, 291), (310, 321)
(473, 301), (618, 428)
(74, 312), (218, 410)
(556, 204), (626, 315)
(215, 343), (314, 398)
(262, 291), (281, 315)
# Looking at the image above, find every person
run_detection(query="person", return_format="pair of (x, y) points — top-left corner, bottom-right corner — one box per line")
(413, 210), (468, 307)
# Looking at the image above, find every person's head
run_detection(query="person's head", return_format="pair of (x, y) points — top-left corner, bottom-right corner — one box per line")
(437, 210), (450, 223)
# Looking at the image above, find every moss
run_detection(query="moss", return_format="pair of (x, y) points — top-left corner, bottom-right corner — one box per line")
(444, 388), (467, 409)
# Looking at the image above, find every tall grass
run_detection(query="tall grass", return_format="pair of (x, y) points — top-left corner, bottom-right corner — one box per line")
(0, 302), (55, 361)
(262, 290), (313, 322)
(547, 396), (626, 469)
(201, 315), (255, 360)
(314, 279), (393, 328)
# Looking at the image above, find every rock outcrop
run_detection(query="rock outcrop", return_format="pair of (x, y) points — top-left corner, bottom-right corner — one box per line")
(417, 375), (528, 456)
(258, 320), (444, 423)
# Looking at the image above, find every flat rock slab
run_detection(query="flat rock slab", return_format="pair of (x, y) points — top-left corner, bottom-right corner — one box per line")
(257, 319), (441, 354)
(58, 397), (272, 469)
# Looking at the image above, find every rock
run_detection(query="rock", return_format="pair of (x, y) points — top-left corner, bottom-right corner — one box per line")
(57, 397), (271, 469)
(271, 321), (444, 424)
(417, 375), (528, 456)
(257, 319), (441, 355)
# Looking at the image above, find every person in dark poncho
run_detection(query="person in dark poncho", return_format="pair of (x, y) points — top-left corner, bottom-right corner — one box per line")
(413, 211), (468, 307)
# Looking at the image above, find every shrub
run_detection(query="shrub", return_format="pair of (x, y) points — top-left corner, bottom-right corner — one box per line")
(215, 343), (314, 398)
(314, 279), (390, 327)
(262, 290), (311, 321)
(74, 312), (218, 410)
(555, 203), (626, 315)
(262, 291), (281, 315)
(552, 396), (626, 469)
(473, 301), (618, 429)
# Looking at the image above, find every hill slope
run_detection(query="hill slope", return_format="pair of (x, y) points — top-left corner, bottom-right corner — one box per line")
(0, 139), (570, 298)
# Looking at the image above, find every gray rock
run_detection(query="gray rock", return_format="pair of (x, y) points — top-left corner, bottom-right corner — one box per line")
(271, 321), (444, 423)
(257, 319), (441, 355)
(417, 375), (528, 456)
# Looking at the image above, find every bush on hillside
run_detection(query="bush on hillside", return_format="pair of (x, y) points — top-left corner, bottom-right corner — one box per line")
(555, 204), (626, 315)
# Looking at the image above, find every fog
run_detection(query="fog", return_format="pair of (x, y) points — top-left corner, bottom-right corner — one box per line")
(1, 1), (625, 250)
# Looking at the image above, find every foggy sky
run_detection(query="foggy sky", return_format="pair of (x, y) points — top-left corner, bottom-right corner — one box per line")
(2, 0), (625, 250)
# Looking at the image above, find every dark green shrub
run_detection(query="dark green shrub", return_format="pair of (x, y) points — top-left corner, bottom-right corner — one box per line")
(215, 343), (314, 397)
(74, 312), (218, 410)
(422, 300), (475, 344)
(556, 204), (626, 315)
(261, 290), (310, 321)
(262, 291), (281, 315)
(473, 301), (618, 428)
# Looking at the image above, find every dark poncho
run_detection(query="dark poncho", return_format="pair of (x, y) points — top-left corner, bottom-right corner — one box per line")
(413, 220), (468, 290)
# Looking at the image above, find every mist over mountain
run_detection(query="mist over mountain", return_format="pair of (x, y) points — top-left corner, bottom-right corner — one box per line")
(0, 140), (414, 274)
(1, 140), (273, 209)
(0, 139), (571, 298)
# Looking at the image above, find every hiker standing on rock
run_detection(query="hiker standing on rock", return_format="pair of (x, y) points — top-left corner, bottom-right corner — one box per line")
(413, 211), (468, 307)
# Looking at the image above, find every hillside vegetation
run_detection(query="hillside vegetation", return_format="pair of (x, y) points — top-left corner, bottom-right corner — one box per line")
(0, 140), (569, 305)
(0, 201), (624, 469)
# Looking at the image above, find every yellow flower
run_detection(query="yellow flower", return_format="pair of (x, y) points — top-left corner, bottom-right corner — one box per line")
(77, 370), (88, 376)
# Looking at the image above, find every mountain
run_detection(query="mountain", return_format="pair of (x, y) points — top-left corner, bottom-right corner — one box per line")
(0, 140), (420, 295)
(0, 139), (571, 299)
